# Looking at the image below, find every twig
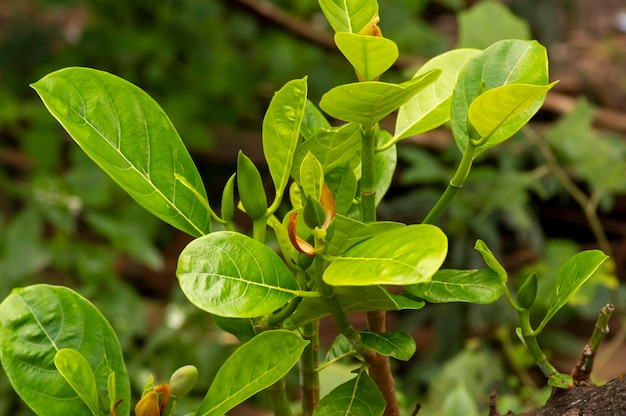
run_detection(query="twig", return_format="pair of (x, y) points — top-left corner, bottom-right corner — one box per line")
(570, 304), (614, 386)
(489, 381), (502, 416)
(410, 402), (422, 416)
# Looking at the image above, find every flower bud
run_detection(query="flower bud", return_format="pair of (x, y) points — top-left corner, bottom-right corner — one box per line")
(169, 365), (198, 398)
(517, 273), (538, 309)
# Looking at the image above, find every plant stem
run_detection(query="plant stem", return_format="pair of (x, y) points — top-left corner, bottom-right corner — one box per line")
(267, 377), (293, 416)
(518, 309), (558, 379)
(360, 124), (400, 416)
(300, 320), (320, 416)
(252, 217), (267, 243)
(423, 142), (476, 224)
(571, 303), (614, 385)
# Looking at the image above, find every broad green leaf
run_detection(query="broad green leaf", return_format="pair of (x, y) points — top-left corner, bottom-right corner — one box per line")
(360, 331), (416, 361)
(301, 99), (331, 140)
(318, 0), (378, 33)
(326, 164), (358, 215)
(335, 32), (398, 81)
(54, 348), (100, 416)
(326, 215), (405, 256)
(394, 48), (480, 141)
(540, 250), (608, 329)
(300, 152), (324, 200)
(287, 286), (424, 328)
(468, 82), (557, 147)
(177, 231), (300, 318)
(196, 330), (308, 416)
(458, 1), (531, 49)
(291, 123), (361, 185)
(319, 71), (441, 128)
(314, 371), (385, 416)
(263, 77), (308, 202)
(326, 335), (355, 361)
(374, 131), (396, 205)
(451, 40), (549, 157)
(31, 67), (211, 237)
(474, 240), (507, 283)
(324, 224), (447, 286)
(0, 284), (130, 416)
(406, 269), (502, 304)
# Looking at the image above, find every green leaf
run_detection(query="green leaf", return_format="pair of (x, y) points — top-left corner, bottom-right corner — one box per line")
(291, 123), (361, 185)
(335, 32), (398, 81)
(288, 286), (424, 328)
(54, 348), (100, 416)
(300, 152), (325, 200)
(263, 77), (308, 204)
(314, 370), (385, 416)
(451, 40), (549, 157)
(318, 0), (378, 33)
(458, 1), (531, 49)
(237, 151), (268, 219)
(196, 330), (308, 416)
(474, 240), (508, 283)
(177, 231), (300, 318)
(301, 99), (331, 140)
(220, 173), (237, 222)
(468, 82), (557, 147)
(540, 250), (608, 329)
(212, 316), (256, 343)
(395, 48), (481, 141)
(326, 215), (405, 256)
(406, 269), (502, 304)
(326, 164), (358, 216)
(319, 71), (441, 128)
(0, 284), (130, 416)
(442, 383), (480, 416)
(324, 224), (447, 286)
(374, 131), (396, 205)
(326, 335), (355, 361)
(360, 331), (416, 361)
(31, 67), (211, 237)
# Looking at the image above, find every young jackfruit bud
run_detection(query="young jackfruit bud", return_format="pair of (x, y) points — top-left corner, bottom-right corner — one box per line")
(169, 365), (198, 398)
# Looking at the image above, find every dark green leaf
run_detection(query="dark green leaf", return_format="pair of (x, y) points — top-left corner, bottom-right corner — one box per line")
(360, 331), (416, 361)
(31, 67), (211, 237)
(314, 371), (385, 416)
(0, 285), (130, 416)
(196, 330), (308, 416)
(177, 231), (300, 318)
(406, 269), (502, 304)
(237, 151), (268, 219)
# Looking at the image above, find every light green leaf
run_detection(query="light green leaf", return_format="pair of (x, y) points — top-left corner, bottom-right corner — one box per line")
(468, 82), (557, 147)
(374, 131), (396, 205)
(474, 240), (508, 283)
(177, 231), (300, 318)
(291, 123), (361, 185)
(300, 152), (324, 200)
(326, 215), (405, 256)
(326, 164), (358, 215)
(395, 48), (480, 141)
(314, 370), (385, 416)
(31, 67), (211, 237)
(318, 0), (378, 33)
(360, 331), (416, 361)
(335, 32), (398, 81)
(54, 348), (100, 416)
(451, 40), (549, 157)
(287, 286), (424, 328)
(0, 285), (130, 416)
(263, 77), (308, 203)
(540, 250), (608, 329)
(406, 269), (502, 304)
(196, 330), (308, 416)
(458, 1), (531, 49)
(301, 99), (331, 140)
(324, 224), (447, 286)
(319, 71), (441, 128)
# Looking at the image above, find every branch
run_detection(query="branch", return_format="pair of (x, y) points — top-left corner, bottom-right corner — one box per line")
(570, 304), (614, 386)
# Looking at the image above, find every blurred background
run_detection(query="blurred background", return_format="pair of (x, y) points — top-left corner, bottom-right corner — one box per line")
(2, 0), (626, 414)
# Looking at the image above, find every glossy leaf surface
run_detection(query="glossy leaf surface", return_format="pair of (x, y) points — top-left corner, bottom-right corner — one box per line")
(177, 231), (299, 318)
(360, 330), (416, 361)
(54, 348), (100, 416)
(395, 48), (480, 141)
(326, 215), (405, 256)
(451, 40), (549, 156)
(301, 99), (331, 140)
(262, 77), (308, 200)
(319, 71), (440, 128)
(196, 330), (308, 415)
(0, 285), (130, 416)
(318, 0), (378, 33)
(468, 82), (557, 145)
(406, 269), (502, 304)
(300, 152), (324, 200)
(540, 250), (608, 329)
(335, 32), (398, 81)
(31, 67), (211, 237)
(324, 224), (447, 286)
(314, 371), (385, 416)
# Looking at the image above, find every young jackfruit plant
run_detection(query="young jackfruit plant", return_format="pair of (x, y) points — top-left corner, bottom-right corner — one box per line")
(0, 0), (609, 415)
